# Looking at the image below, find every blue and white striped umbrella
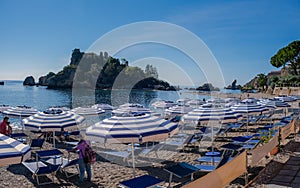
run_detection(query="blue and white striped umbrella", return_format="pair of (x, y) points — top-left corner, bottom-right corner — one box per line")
(71, 107), (105, 116)
(2, 106), (39, 118)
(0, 105), (11, 113)
(0, 133), (31, 166)
(151, 100), (176, 109)
(112, 107), (152, 116)
(230, 102), (269, 115)
(182, 107), (243, 124)
(85, 113), (179, 143)
(22, 110), (85, 132)
(92, 104), (115, 111)
(165, 105), (194, 116)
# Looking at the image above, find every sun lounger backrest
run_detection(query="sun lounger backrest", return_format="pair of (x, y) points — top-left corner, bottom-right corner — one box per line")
(216, 150), (233, 169)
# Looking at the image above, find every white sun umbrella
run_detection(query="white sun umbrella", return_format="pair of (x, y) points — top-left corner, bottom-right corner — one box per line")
(183, 107), (242, 159)
(183, 107), (243, 124)
(2, 106), (39, 131)
(112, 107), (152, 116)
(151, 100), (176, 109)
(231, 102), (269, 132)
(48, 106), (70, 111)
(71, 107), (106, 131)
(0, 105), (11, 113)
(176, 98), (191, 105)
(274, 96), (296, 102)
(92, 104), (115, 111)
(71, 107), (105, 116)
(22, 110), (85, 147)
(85, 113), (179, 177)
(207, 98), (226, 104)
(164, 105), (194, 119)
(241, 98), (259, 103)
(186, 99), (206, 107)
(2, 106), (39, 118)
(0, 133), (31, 166)
(119, 103), (144, 108)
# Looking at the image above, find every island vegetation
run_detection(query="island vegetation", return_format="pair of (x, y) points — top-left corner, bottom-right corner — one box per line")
(34, 49), (176, 90)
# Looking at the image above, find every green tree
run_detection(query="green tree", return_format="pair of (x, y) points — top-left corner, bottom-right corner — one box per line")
(270, 40), (300, 75)
(256, 73), (268, 91)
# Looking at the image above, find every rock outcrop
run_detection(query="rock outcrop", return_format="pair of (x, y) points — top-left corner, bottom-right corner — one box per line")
(196, 83), (220, 91)
(23, 76), (35, 86)
(225, 79), (241, 90)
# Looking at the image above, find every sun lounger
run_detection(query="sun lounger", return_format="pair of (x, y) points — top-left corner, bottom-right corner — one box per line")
(119, 174), (164, 188)
(164, 162), (199, 187)
(22, 161), (60, 185)
(10, 132), (28, 143)
(60, 158), (79, 178)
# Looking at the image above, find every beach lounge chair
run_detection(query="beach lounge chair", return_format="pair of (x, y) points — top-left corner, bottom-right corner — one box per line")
(60, 158), (79, 178)
(119, 174), (164, 188)
(10, 132), (28, 143)
(164, 162), (199, 187)
(193, 149), (233, 172)
(30, 138), (45, 150)
(22, 161), (61, 185)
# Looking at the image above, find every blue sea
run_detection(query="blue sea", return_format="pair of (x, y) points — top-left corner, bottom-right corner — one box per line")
(0, 80), (241, 122)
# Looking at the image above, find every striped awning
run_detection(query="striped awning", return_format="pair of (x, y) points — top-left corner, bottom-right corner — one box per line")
(182, 107), (243, 123)
(0, 134), (31, 166)
(22, 110), (85, 131)
(2, 106), (39, 118)
(85, 113), (179, 143)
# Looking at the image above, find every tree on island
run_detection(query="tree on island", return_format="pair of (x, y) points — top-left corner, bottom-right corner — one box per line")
(270, 40), (300, 75)
(256, 73), (268, 91)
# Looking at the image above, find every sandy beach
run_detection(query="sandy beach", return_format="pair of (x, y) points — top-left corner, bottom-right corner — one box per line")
(0, 94), (299, 188)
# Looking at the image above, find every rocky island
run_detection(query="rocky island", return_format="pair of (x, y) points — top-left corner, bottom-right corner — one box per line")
(28, 49), (176, 90)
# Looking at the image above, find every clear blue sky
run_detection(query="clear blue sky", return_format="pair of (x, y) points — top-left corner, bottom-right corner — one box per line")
(0, 0), (299, 87)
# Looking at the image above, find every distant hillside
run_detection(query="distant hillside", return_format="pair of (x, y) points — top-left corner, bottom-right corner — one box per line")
(37, 49), (176, 90)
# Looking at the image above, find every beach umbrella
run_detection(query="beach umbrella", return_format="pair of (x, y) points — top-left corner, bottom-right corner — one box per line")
(231, 102), (269, 132)
(164, 105), (194, 119)
(22, 109), (85, 147)
(182, 107), (243, 124)
(119, 103), (144, 108)
(0, 105), (11, 113)
(176, 98), (191, 105)
(2, 106), (39, 118)
(112, 107), (152, 116)
(151, 100), (176, 109)
(48, 106), (70, 111)
(85, 113), (179, 177)
(71, 107), (105, 116)
(274, 96), (296, 102)
(0, 133), (31, 166)
(92, 104), (115, 111)
(186, 99), (206, 107)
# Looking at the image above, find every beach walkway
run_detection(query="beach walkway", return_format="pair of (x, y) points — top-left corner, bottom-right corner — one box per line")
(263, 146), (300, 188)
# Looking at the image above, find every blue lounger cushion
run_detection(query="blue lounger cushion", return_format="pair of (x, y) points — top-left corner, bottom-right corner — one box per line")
(119, 175), (163, 188)
(193, 164), (215, 172)
(164, 162), (199, 178)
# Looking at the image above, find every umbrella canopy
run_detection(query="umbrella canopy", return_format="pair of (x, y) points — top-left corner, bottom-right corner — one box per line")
(165, 105), (194, 116)
(0, 133), (31, 166)
(151, 100), (176, 109)
(258, 99), (290, 108)
(71, 107), (105, 116)
(182, 107), (243, 124)
(274, 96), (296, 102)
(22, 110), (85, 132)
(186, 99), (206, 107)
(230, 102), (269, 115)
(112, 107), (152, 116)
(85, 113), (178, 143)
(119, 103), (144, 108)
(92, 104), (115, 111)
(48, 106), (70, 111)
(85, 113), (178, 177)
(2, 106), (39, 118)
(0, 105), (11, 113)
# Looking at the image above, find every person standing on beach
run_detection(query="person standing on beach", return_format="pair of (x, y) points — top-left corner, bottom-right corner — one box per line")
(0, 117), (12, 136)
(69, 139), (92, 183)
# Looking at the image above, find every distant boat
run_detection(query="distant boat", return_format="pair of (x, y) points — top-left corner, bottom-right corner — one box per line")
(0, 81), (4, 85)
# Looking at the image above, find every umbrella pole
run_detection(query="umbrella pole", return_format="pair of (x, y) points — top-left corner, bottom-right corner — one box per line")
(53, 131), (55, 148)
(131, 142), (135, 178)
